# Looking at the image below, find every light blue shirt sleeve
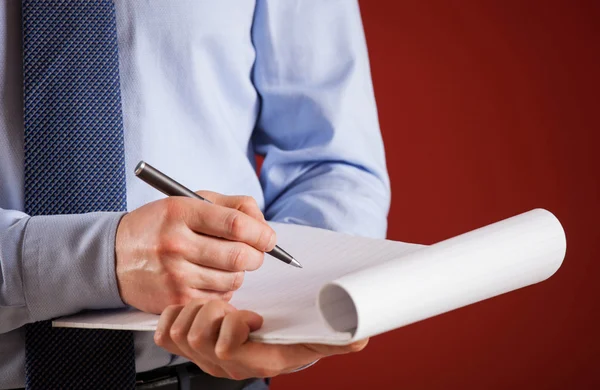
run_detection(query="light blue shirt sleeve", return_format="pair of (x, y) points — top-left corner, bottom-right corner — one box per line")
(251, 0), (391, 239)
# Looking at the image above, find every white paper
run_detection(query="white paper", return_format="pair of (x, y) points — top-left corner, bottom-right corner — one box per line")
(53, 307), (158, 331)
(317, 208), (566, 343)
(53, 208), (566, 346)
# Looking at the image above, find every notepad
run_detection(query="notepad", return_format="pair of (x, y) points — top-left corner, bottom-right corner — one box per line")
(53, 208), (566, 345)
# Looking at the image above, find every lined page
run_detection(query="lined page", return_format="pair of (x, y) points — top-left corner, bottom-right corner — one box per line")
(231, 223), (422, 343)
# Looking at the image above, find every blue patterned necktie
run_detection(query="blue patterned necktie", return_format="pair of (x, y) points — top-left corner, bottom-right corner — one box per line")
(22, 1), (136, 388)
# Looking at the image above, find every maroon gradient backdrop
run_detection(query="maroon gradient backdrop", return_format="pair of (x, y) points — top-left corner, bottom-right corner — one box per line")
(271, 1), (600, 389)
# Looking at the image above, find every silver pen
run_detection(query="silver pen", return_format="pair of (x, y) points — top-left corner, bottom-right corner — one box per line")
(134, 161), (302, 268)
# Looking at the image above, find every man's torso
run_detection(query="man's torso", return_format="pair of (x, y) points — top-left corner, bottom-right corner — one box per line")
(0, 1), (266, 386)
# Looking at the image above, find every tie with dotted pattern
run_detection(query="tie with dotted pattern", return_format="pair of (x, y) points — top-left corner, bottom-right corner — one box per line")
(22, 1), (136, 388)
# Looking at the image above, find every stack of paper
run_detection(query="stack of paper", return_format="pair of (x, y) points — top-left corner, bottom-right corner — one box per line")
(54, 208), (566, 345)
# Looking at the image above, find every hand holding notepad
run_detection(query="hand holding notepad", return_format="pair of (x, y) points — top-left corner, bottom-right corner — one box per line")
(54, 208), (566, 345)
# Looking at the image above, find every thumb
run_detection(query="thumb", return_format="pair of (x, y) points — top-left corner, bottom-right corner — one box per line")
(305, 338), (370, 356)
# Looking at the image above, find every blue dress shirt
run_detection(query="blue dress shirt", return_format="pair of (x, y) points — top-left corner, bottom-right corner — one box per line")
(0, 1), (390, 387)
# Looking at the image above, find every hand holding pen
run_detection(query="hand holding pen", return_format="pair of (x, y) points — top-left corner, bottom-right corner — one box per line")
(135, 161), (302, 268)
(114, 164), (301, 315)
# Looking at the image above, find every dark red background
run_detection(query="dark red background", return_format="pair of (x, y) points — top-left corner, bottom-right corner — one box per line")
(272, 1), (600, 389)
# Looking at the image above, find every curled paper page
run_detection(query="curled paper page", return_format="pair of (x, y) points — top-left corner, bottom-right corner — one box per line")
(316, 208), (566, 342)
(53, 209), (566, 346)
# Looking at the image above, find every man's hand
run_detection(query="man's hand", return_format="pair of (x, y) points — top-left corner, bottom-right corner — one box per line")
(115, 191), (275, 314)
(154, 300), (369, 380)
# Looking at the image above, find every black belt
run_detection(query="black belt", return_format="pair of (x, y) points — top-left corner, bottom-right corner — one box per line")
(135, 362), (263, 390)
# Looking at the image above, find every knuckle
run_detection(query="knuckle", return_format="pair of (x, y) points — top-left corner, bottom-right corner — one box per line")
(153, 331), (166, 346)
(224, 211), (245, 239)
(214, 346), (231, 361)
(159, 236), (185, 256)
(221, 291), (234, 302)
(187, 331), (203, 350)
(227, 245), (246, 271)
(150, 241), (165, 259)
(230, 271), (245, 291)
(169, 326), (186, 343)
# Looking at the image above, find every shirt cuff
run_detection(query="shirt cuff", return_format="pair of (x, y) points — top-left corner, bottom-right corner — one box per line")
(21, 211), (127, 322)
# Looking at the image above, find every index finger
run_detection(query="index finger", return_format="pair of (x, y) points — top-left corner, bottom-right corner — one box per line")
(180, 198), (276, 252)
(196, 191), (266, 222)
